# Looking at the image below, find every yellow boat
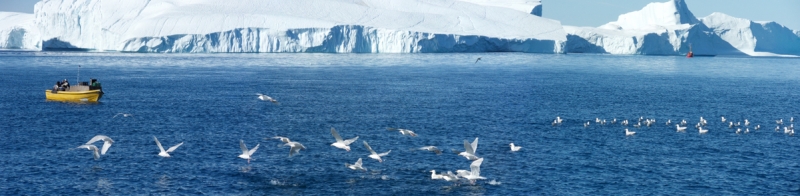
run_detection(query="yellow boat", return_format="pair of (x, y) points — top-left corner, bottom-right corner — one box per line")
(45, 79), (104, 102)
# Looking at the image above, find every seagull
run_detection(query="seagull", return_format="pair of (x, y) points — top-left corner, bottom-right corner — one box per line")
(85, 135), (114, 155)
(665, 119), (671, 126)
(584, 121), (590, 127)
(474, 57), (481, 64)
(755, 125), (761, 130)
(330, 128), (358, 151)
(387, 127), (417, 137)
(721, 116), (726, 122)
(680, 119), (687, 126)
(363, 141), (390, 162)
(74, 144), (101, 160)
(744, 119), (750, 127)
(777, 119), (783, 125)
(430, 170), (444, 180)
(791, 117), (795, 123)
(285, 141), (306, 157)
(441, 171), (460, 182)
(776, 126), (781, 132)
(462, 158), (486, 184)
(270, 136), (291, 143)
(256, 93), (278, 104)
(676, 124), (687, 132)
(459, 137), (480, 160)
(736, 128), (741, 134)
(745, 128), (750, 134)
(699, 127), (709, 134)
(112, 113), (132, 118)
(556, 116), (563, 124)
(625, 129), (636, 136)
(509, 143), (521, 152)
(238, 140), (260, 163)
(346, 158), (366, 171)
(419, 146), (442, 155)
(154, 136), (183, 158)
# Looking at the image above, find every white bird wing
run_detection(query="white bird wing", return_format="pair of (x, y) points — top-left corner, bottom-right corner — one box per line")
(166, 142), (183, 153)
(342, 136), (359, 145)
(101, 140), (113, 155)
(471, 137), (479, 153)
(76, 144), (100, 160)
(239, 140), (249, 155)
(287, 142), (305, 156)
(363, 141), (377, 155)
(330, 128), (344, 142)
(463, 140), (475, 154)
(355, 158), (362, 167)
(154, 136), (166, 153)
(248, 143), (260, 156)
(470, 158), (484, 177)
(377, 150), (391, 157)
(86, 135), (111, 145)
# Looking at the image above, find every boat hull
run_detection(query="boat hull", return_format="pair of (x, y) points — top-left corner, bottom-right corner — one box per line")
(45, 90), (103, 102)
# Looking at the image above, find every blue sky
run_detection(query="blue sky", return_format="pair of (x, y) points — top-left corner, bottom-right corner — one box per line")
(1, 0), (798, 30)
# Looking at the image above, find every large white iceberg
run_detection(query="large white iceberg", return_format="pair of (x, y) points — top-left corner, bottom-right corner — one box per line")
(565, 0), (800, 56)
(0, 12), (40, 49)
(14, 0), (565, 53)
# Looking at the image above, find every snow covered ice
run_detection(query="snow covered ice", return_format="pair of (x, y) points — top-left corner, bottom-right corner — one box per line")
(564, 0), (800, 56)
(13, 0), (564, 53)
(0, 0), (797, 56)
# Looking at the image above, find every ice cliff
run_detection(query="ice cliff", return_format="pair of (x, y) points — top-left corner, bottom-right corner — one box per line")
(0, 12), (40, 49)
(11, 0), (565, 53)
(564, 0), (800, 56)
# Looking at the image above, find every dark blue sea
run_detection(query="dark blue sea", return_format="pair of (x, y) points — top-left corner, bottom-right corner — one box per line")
(1, 52), (799, 195)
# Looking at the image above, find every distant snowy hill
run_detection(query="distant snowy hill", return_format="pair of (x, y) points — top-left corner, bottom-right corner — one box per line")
(564, 0), (800, 56)
(0, 0), (566, 53)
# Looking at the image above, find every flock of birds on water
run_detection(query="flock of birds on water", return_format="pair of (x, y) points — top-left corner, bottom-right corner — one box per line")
(552, 115), (796, 136)
(73, 93), (520, 185)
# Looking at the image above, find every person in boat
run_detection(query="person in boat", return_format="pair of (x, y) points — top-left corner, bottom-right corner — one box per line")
(52, 82), (60, 93)
(61, 79), (70, 90)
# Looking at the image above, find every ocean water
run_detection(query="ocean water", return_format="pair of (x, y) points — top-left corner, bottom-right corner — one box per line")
(1, 52), (799, 195)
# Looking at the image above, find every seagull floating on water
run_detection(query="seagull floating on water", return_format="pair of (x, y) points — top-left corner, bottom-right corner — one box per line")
(154, 136), (183, 158)
(676, 124), (687, 132)
(74, 144), (101, 160)
(363, 141), (390, 162)
(346, 158), (366, 171)
(387, 127), (418, 137)
(430, 170), (444, 180)
(330, 127), (358, 151)
(419, 146), (442, 155)
(256, 93), (279, 104)
(699, 127), (709, 134)
(459, 137), (480, 160)
(509, 143), (521, 152)
(625, 129), (636, 136)
(85, 135), (114, 155)
(238, 140), (260, 163)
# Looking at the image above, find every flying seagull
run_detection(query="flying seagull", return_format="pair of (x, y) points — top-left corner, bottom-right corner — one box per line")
(330, 127), (358, 151)
(459, 137), (480, 160)
(238, 140), (260, 163)
(474, 57), (481, 64)
(85, 135), (114, 155)
(346, 158), (367, 171)
(113, 113), (132, 118)
(363, 141), (391, 162)
(387, 127), (417, 137)
(74, 144), (101, 160)
(285, 141), (306, 157)
(154, 136), (183, 158)
(419, 146), (442, 155)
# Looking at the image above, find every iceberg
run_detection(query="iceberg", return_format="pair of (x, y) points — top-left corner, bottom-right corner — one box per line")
(19, 0), (565, 53)
(564, 0), (800, 56)
(0, 12), (40, 50)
